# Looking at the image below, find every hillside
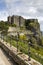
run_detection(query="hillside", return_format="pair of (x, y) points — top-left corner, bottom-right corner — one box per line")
(0, 19), (42, 46)
(25, 19), (42, 46)
(0, 20), (43, 64)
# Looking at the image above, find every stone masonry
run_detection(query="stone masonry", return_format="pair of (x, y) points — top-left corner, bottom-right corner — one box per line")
(8, 16), (11, 24)
(7, 15), (25, 27)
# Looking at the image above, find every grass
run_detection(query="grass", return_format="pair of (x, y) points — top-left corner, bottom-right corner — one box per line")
(3, 36), (43, 64)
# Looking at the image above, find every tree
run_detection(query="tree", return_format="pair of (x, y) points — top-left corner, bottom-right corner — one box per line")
(0, 21), (9, 41)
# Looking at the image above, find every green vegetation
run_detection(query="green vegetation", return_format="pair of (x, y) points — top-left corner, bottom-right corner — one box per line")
(3, 35), (43, 64)
(0, 21), (9, 31)
(11, 24), (17, 27)
(41, 36), (43, 46)
(0, 20), (43, 64)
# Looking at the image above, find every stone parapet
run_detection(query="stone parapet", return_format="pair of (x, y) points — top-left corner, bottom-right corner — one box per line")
(0, 39), (42, 65)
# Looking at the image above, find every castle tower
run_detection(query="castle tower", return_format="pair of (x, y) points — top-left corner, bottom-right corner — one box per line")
(8, 16), (11, 24)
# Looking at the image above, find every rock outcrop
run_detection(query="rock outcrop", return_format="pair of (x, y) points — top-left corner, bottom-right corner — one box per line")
(25, 19), (42, 46)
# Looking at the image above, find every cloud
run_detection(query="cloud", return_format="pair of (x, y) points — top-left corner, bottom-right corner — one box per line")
(0, 0), (43, 30)
(4, 0), (43, 18)
(0, 10), (8, 21)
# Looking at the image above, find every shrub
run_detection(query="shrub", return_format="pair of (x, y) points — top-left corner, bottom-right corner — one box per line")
(19, 33), (26, 40)
(11, 24), (17, 27)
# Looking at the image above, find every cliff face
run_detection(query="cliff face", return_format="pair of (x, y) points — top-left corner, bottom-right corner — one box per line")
(7, 16), (42, 46)
(25, 19), (40, 31)
(25, 19), (42, 45)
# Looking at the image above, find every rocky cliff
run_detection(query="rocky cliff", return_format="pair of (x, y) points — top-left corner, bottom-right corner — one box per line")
(25, 19), (42, 46)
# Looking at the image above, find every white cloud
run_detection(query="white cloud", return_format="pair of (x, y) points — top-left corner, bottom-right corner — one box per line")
(0, 11), (8, 21)
(0, 0), (43, 30)
(4, 0), (43, 17)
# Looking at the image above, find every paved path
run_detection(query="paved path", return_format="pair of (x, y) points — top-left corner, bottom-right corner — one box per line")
(0, 48), (17, 65)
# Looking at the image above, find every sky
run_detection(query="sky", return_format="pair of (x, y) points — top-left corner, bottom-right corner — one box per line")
(0, 0), (43, 31)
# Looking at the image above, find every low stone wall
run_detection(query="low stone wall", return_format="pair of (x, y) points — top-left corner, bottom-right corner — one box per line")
(0, 42), (30, 65)
(0, 40), (42, 65)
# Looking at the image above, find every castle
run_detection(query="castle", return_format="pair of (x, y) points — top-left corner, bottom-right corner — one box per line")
(7, 15), (38, 27)
(8, 15), (25, 27)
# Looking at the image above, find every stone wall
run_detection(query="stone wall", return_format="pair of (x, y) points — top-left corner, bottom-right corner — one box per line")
(0, 40), (42, 65)
(11, 15), (19, 26)
(7, 15), (25, 27)
(8, 16), (11, 24)
(0, 42), (29, 65)
(19, 16), (25, 27)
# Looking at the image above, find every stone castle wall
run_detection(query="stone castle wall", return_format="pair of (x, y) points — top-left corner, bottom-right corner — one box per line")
(8, 16), (11, 24)
(7, 15), (38, 28)
(8, 15), (25, 27)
